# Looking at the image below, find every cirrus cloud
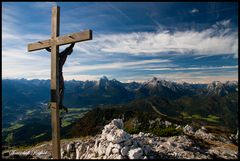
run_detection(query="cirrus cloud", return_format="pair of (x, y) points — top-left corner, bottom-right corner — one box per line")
(190, 8), (199, 14)
(3, 3), (237, 59)
(78, 23), (238, 58)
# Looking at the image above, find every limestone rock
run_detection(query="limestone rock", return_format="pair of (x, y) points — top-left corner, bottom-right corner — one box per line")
(194, 129), (214, 140)
(66, 142), (75, 155)
(112, 148), (119, 154)
(128, 147), (143, 159)
(120, 146), (129, 156)
(105, 142), (113, 156)
(2, 118), (238, 160)
(106, 129), (131, 144)
(176, 125), (181, 130)
(165, 120), (172, 127)
(76, 143), (87, 159)
(183, 124), (194, 135)
(34, 151), (50, 159)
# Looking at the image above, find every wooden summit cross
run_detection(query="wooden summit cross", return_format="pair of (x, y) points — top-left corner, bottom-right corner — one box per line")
(27, 6), (92, 159)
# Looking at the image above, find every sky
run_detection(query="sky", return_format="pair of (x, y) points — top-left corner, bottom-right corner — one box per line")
(2, 2), (238, 83)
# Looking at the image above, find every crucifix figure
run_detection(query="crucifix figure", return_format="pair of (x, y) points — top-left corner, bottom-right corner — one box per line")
(27, 6), (92, 159)
(46, 42), (75, 113)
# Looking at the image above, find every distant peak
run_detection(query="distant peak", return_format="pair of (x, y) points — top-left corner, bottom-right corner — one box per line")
(100, 76), (108, 80)
(225, 80), (238, 85)
(149, 77), (169, 84)
(152, 77), (158, 81)
(210, 81), (222, 86)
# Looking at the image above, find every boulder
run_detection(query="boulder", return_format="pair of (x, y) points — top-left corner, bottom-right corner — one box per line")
(176, 125), (181, 130)
(112, 148), (119, 154)
(76, 143), (87, 159)
(36, 151), (50, 159)
(165, 121), (172, 127)
(183, 124), (194, 135)
(120, 146), (129, 156)
(111, 119), (124, 129)
(128, 147), (143, 159)
(194, 129), (214, 140)
(123, 139), (132, 146)
(96, 143), (106, 156)
(235, 129), (238, 144)
(105, 142), (113, 156)
(106, 129), (131, 144)
(66, 142), (75, 155)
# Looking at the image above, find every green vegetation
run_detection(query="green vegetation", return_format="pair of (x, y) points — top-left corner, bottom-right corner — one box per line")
(2, 107), (91, 147)
(63, 112), (87, 118)
(5, 133), (14, 146)
(180, 112), (188, 117)
(68, 108), (90, 112)
(204, 115), (220, 123)
(125, 127), (141, 134)
(7, 123), (24, 131)
(11, 140), (50, 151)
(32, 133), (46, 139)
(181, 112), (220, 124)
(13, 145), (34, 151)
(192, 114), (202, 119)
(180, 112), (192, 119)
(192, 114), (220, 123)
(60, 109), (90, 127)
(26, 109), (35, 115)
(62, 120), (72, 127)
(125, 125), (183, 137)
(123, 114), (183, 137)
(152, 126), (182, 137)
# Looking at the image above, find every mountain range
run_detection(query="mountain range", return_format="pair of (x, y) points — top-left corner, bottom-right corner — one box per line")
(2, 76), (238, 108)
(2, 76), (238, 147)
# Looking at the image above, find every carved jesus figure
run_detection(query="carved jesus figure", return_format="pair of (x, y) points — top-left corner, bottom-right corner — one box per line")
(46, 43), (75, 113)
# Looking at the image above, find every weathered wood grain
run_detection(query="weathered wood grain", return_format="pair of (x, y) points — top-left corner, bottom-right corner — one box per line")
(27, 30), (92, 52)
(51, 6), (60, 159)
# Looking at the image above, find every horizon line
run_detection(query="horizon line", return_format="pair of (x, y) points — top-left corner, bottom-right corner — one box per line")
(2, 76), (238, 85)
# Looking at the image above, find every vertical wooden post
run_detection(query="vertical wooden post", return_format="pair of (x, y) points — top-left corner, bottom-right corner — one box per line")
(51, 6), (60, 159)
(27, 6), (92, 159)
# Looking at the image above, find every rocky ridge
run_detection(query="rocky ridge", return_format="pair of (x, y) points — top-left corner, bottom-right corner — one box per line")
(2, 119), (238, 159)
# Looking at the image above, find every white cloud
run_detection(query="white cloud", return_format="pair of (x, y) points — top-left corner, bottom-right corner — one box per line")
(193, 55), (211, 60)
(146, 71), (238, 84)
(64, 74), (105, 81)
(2, 33), (49, 42)
(154, 72), (238, 83)
(217, 19), (231, 27)
(2, 48), (49, 61)
(138, 65), (238, 71)
(116, 71), (238, 84)
(64, 59), (171, 73)
(2, 48), (51, 80)
(76, 23), (238, 58)
(190, 8), (199, 14)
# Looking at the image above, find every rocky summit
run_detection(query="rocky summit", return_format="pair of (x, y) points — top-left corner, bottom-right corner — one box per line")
(2, 119), (238, 159)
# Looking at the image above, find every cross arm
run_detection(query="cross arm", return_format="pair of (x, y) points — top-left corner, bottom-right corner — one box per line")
(56, 29), (92, 46)
(27, 30), (92, 52)
(28, 39), (51, 52)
